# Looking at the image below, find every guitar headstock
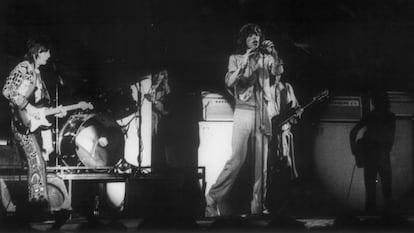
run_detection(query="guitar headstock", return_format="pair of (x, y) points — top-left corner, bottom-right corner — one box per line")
(78, 101), (94, 110)
(313, 89), (329, 102)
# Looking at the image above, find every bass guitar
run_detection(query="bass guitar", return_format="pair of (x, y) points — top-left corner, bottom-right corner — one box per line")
(272, 89), (329, 129)
(17, 101), (94, 132)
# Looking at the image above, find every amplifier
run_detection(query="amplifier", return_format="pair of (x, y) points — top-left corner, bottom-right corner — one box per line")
(387, 91), (414, 116)
(320, 96), (363, 121)
(0, 145), (21, 168)
(201, 92), (233, 121)
(198, 121), (233, 194)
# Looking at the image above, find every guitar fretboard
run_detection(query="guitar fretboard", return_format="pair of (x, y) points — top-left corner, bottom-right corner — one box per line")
(44, 104), (84, 116)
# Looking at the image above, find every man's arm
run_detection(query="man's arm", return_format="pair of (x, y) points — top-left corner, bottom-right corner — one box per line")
(2, 62), (42, 119)
(225, 49), (257, 88)
(2, 62), (31, 110)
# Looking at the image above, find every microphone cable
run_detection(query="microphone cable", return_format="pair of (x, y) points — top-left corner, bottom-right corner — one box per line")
(345, 163), (357, 202)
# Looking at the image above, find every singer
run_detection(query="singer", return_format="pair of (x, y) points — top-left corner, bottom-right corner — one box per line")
(205, 23), (277, 217)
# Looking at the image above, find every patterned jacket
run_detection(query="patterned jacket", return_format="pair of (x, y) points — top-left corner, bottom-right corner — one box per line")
(2, 61), (50, 109)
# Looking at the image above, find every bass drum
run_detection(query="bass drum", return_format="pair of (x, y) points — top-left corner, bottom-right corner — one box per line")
(58, 114), (124, 168)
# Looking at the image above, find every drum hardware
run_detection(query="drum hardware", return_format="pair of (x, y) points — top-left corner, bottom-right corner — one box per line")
(134, 81), (144, 174)
(52, 78), (151, 175)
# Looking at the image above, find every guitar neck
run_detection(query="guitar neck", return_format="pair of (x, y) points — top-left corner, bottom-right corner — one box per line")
(44, 104), (82, 117)
(276, 94), (327, 127)
(301, 99), (318, 112)
(277, 107), (303, 128)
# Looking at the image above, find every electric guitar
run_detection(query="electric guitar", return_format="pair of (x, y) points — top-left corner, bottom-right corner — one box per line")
(17, 101), (94, 132)
(272, 89), (329, 129)
(353, 137), (367, 168)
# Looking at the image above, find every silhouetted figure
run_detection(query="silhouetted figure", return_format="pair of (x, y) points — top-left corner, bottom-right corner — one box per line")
(350, 91), (396, 214)
(145, 69), (171, 173)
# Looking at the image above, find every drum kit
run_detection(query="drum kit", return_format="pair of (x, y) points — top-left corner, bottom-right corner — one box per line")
(54, 81), (145, 170)
(53, 81), (149, 212)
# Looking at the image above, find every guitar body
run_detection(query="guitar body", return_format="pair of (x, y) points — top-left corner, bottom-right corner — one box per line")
(14, 101), (93, 133)
(15, 106), (51, 133)
(271, 107), (299, 133)
(354, 137), (367, 168)
(271, 89), (329, 133)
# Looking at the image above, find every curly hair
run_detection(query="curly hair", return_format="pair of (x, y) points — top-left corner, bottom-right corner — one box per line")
(235, 23), (263, 54)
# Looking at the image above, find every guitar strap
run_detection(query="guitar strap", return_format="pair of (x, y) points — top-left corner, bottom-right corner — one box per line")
(279, 87), (288, 118)
(272, 85), (299, 179)
(34, 71), (51, 106)
(34, 72), (43, 103)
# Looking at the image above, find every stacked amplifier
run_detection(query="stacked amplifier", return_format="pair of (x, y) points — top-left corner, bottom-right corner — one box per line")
(201, 91), (233, 121)
(199, 92), (234, 195)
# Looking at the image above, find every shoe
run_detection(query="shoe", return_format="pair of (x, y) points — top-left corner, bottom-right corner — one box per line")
(250, 199), (263, 215)
(205, 195), (219, 217)
(50, 210), (71, 230)
(205, 205), (219, 217)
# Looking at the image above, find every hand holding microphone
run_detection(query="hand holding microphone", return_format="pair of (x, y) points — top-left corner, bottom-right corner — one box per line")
(244, 47), (258, 60)
(261, 40), (277, 56)
(245, 40), (277, 60)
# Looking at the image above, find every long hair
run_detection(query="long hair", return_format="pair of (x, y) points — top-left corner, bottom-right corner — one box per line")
(153, 70), (171, 94)
(24, 35), (50, 64)
(235, 23), (263, 54)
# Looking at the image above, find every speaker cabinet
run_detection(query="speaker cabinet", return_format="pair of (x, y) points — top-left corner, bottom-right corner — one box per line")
(390, 117), (414, 212)
(198, 121), (233, 195)
(313, 121), (365, 211)
(0, 145), (21, 168)
(388, 91), (414, 116)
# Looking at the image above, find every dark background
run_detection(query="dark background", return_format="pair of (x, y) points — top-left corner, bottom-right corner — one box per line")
(1, 0), (414, 217)
(1, 0), (414, 94)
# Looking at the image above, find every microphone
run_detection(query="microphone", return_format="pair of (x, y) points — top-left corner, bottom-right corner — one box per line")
(258, 45), (271, 55)
(250, 45), (268, 55)
(260, 40), (276, 55)
(57, 74), (65, 86)
(259, 46), (268, 54)
(52, 60), (64, 86)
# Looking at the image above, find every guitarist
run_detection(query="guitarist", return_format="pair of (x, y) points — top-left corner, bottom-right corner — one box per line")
(262, 40), (303, 221)
(145, 69), (171, 173)
(349, 91), (395, 214)
(2, 36), (71, 229)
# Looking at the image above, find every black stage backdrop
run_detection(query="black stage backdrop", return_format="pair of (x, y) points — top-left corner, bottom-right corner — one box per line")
(1, 0), (414, 217)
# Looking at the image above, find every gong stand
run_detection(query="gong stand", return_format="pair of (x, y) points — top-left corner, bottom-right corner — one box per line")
(133, 81), (144, 176)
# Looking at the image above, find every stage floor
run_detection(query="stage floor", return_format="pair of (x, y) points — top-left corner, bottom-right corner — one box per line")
(1, 167), (414, 232)
(7, 215), (411, 232)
